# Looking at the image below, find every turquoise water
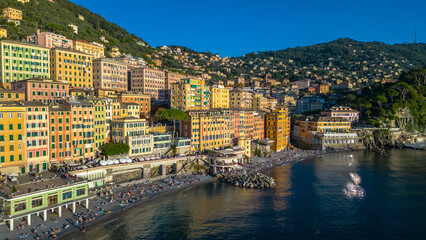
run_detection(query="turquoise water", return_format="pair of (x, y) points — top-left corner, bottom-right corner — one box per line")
(68, 149), (426, 240)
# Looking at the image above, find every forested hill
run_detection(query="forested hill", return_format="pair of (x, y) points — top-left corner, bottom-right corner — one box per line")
(0, 0), (184, 69)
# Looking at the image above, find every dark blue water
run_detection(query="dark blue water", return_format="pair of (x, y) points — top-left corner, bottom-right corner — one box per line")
(70, 149), (426, 240)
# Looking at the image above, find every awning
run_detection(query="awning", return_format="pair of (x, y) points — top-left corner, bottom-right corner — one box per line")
(0, 166), (20, 175)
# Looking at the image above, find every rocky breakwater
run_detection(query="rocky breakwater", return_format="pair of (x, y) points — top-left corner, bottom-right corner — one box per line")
(217, 173), (276, 189)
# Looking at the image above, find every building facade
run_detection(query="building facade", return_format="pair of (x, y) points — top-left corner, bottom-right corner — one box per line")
(27, 30), (73, 49)
(0, 89), (25, 101)
(49, 104), (72, 164)
(2, 8), (22, 25)
(118, 92), (151, 118)
(321, 106), (360, 123)
(93, 58), (127, 91)
(165, 71), (187, 100)
(130, 67), (166, 101)
(265, 107), (290, 152)
(73, 40), (104, 58)
(230, 88), (252, 109)
(0, 40), (50, 84)
(0, 28), (7, 38)
(210, 84), (229, 109)
(11, 79), (69, 103)
(170, 78), (210, 111)
(50, 48), (93, 88)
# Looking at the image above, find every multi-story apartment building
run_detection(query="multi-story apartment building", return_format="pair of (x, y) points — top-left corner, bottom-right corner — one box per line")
(50, 48), (93, 88)
(0, 28), (7, 38)
(0, 101), (26, 174)
(121, 103), (140, 119)
(265, 96), (278, 112)
(73, 40), (104, 58)
(27, 30), (73, 49)
(88, 98), (106, 153)
(113, 54), (146, 69)
(49, 104), (72, 164)
(165, 71), (187, 100)
(118, 92), (151, 118)
(11, 78), (69, 103)
(321, 106), (360, 123)
(2, 8), (22, 25)
(253, 111), (265, 141)
(210, 84), (229, 109)
(130, 67), (166, 100)
(104, 98), (113, 143)
(266, 107), (290, 152)
(171, 78), (210, 111)
(180, 109), (233, 152)
(0, 89), (25, 101)
(93, 58), (127, 91)
(24, 101), (50, 172)
(0, 40), (50, 84)
(65, 98), (95, 162)
(252, 94), (267, 111)
(230, 88), (252, 109)
(111, 97), (121, 120)
(111, 117), (153, 157)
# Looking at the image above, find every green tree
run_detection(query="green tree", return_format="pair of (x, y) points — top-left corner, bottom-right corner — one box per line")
(159, 109), (189, 142)
(102, 142), (130, 157)
(386, 88), (399, 104)
(374, 95), (387, 109)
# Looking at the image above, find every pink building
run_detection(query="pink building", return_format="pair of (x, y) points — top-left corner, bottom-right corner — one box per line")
(130, 67), (166, 101)
(93, 58), (128, 92)
(321, 106), (360, 123)
(11, 78), (69, 104)
(27, 29), (73, 49)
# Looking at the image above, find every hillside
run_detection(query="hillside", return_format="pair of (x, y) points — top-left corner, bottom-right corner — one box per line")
(0, 0), (184, 70)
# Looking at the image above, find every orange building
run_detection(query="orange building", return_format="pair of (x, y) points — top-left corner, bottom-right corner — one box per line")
(266, 107), (290, 152)
(118, 92), (151, 118)
(0, 89), (25, 101)
(49, 104), (72, 163)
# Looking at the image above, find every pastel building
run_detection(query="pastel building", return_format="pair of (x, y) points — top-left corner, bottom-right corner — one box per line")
(2, 8), (22, 25)
(130, 67), (166, 101)
(0, 40), (50, 84)
(170, 78), (210, 111)
(73, 40), (104, 58)
(321, 106), (360, 123)
(165, 71), (187, 100)
(0, 101), (26, 175)
(210, 84), (229, 109)
(49, 104), (72, 163)
(88, 98), (106, 152)
(118, 92), (151, 118)
(93, 58), (127, 91)
(230, 88), (252, 109)
(27, 30), (73, 49)
(50, 48), (93, 88)
(11, 78), (69, 103)
(0, 89), (25, 101)
(23, 102), (50, 172)
(0, 28), (7, 38)
(111, 117), (153, 157)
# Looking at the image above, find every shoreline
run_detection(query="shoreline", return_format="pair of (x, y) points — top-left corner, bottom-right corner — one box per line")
(1, 149), (356, 240)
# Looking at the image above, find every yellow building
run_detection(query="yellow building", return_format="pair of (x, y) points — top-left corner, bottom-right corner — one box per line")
(0, 101), (26, 175)
(230, 88), (252, 109)
(266, 107), (290, 152)
(0, 28), (7, 38)
(121, 103), (140, 119)
(111, 117), (153, 157)
(2, 8), (22, 25)
(210, 84), (229, 109)
(50, 48), (93, 88)
(170, 78), (210, 111)
(252, 94), (267, 111)
(296, 116), (351, 135)
(180, 109), (233, 152)
(238, 137), (251, 160)
(73, 40), (105, 58)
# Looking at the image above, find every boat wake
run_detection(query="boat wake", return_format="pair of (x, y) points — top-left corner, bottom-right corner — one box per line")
(344, 173), (365, 199)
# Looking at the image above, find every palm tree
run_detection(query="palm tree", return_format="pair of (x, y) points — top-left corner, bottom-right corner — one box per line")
(159, 109), (189, 142)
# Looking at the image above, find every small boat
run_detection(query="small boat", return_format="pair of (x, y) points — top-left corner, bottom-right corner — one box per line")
(350, 173), (361, 185)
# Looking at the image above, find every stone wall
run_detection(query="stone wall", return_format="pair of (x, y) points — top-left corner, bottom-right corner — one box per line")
(112, 169), (142, 183)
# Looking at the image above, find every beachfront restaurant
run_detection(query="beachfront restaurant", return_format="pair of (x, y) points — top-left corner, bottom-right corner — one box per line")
(0, 181), (92, 231)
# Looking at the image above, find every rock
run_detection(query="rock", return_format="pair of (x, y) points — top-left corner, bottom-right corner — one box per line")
(217, 173), (275, 189)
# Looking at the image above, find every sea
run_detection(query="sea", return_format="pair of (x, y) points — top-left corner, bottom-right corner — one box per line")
(65, 149), (426, 240)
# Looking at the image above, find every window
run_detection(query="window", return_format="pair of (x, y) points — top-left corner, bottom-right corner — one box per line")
(14, 201), (26, 212)
(32, 198), (43, 208)
(62, 191), (72, 200)
(47, 195), (58, 206)
(76, 188), (86, 196)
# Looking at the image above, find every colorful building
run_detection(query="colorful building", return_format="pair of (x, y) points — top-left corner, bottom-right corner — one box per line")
(170, 78), (210, 111)
(88, 98), (106, 153)
(23, 101), (50, 172)
(265, 107), (290, 152)
(73, 40), (104, 58)
(210, 84), (229, 109)
(64, 98), (95, 162)
(27, 30), (73, 49)
(49, 104), (72, 164)
(230, 88), (252, 109)
(2, 7), (22, 25)
(0, 28), (7, 38)
(0, 89), (25, 101)
(180, 109), (233, 152)
(118, 92), (150, 118)
(130, 67), (166, 101)
(252, 94), (267, 111)
(93, 58), (127, 91)
(321, 106), (360, 123)
(253, 111), (265, 141)
(11, 78), (69, 104)
(315, 84), (330, 94)
(50, 48), (93, 89)
(0, 40), (50, 84)
(165, 71), (187, 100)
(121, 103), (140, 119)
(0, 101), (26, 175)
(111, 117), (153, 157)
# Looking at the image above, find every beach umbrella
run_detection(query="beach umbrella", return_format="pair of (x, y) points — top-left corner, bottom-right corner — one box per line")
(140, 157), (145, 161)
(100, 160), (107, 166)
(113, 159), (120, 164)
(106, 159), (114, 165)
(119, 158), (127, 163)
(126, 159), (132, 163)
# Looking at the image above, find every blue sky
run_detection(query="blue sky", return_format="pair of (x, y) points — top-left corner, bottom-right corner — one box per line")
(70, 0), (426, 57)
